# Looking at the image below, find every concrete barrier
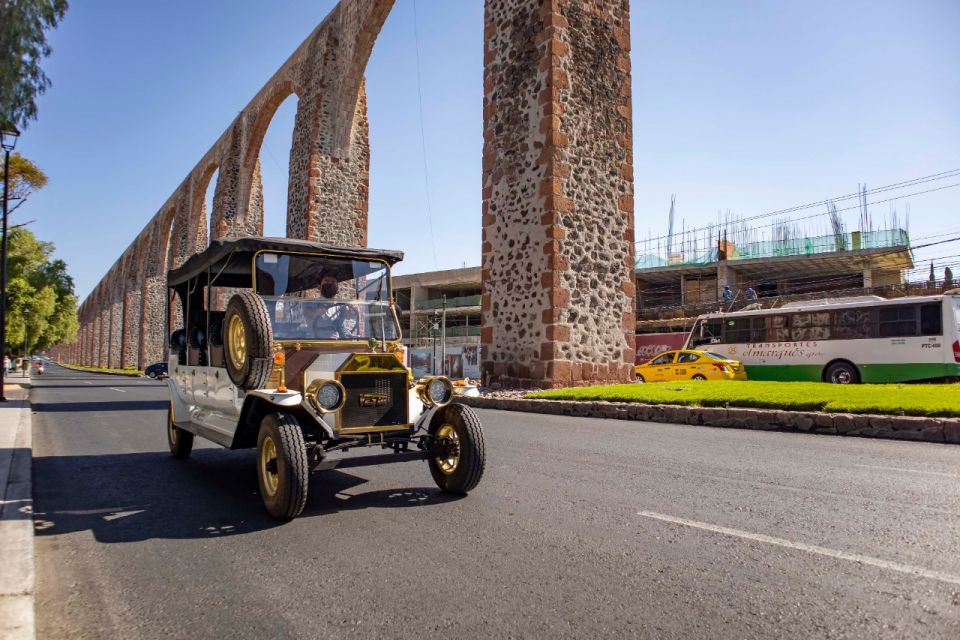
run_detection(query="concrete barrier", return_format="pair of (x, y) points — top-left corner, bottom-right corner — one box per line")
(457, 396), (960, 445)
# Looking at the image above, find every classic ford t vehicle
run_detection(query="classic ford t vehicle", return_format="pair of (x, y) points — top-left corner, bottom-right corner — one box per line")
(164, 237), (485, 520)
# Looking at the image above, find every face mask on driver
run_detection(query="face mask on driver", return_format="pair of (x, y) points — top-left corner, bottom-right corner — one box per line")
(321, 282), (337, 298)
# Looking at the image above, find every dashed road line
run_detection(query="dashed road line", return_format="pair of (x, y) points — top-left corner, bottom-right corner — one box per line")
(637, 510), (960, 587)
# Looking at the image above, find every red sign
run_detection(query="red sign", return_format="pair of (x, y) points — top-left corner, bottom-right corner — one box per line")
(635, 332), (688, 364)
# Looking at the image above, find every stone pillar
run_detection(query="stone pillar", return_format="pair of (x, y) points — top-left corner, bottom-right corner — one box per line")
(481, 0), (635, 388)
(288, 78), (371, 247)
(140, 276), (167, 365)
(122, 287), (141, 369)
(109, 294), (124, 369)
(863, 268), (873, 289)
(98, 307), (110, 368)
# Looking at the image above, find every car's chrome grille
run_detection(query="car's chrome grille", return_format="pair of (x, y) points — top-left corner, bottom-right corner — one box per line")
(339, 373), (408, 429)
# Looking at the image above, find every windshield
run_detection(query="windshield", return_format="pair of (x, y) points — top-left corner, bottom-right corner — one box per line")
(255, 252), (400, 341)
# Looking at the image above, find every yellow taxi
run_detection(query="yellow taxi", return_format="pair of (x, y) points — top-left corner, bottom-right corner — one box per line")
(635, 349), (747, 383)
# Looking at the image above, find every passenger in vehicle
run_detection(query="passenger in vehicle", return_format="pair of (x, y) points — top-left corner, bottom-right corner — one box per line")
(301, 273), (360, 339)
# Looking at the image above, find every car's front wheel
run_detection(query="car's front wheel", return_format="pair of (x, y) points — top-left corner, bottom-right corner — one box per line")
(636, 374), (645, 383)
(428, 403), (485, 494)
(257, 413), (309, 521)
(167, 404), (194, 459)
(692, 374), (707, 381)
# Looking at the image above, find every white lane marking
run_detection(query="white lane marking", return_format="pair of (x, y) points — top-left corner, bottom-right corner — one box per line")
(856, 464), (960, 479)
(107, 387), (126, 393)
(82, 381), (92, 385)
(637, 510), (960, 587)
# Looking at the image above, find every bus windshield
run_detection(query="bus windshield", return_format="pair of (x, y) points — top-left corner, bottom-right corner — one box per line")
(254, 252), (400, 341)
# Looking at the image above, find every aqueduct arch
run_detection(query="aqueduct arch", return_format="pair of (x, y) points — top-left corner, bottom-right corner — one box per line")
(65, 0), (635, 388)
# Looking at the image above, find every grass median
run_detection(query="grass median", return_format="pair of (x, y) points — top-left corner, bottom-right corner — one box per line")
(58, 363), (142, 376)
(527, 380), (960, 418)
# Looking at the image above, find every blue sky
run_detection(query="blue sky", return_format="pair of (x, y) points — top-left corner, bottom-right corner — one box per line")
(15, 0), (960, 300)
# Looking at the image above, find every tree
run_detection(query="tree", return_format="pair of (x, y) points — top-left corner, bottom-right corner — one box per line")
(946, 267), (954, 290)
(0, 0), (69, 129)
(4, 227), (77, 355)
(5, 152), (47, 214)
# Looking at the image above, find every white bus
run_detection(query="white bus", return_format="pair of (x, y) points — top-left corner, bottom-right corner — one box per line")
(685, 293), (960, 383)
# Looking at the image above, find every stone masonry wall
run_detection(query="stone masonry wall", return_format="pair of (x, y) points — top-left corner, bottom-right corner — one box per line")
(73, 0), (392, 368)
(481, 0), (635, 388)
(70, 0), (636, 387)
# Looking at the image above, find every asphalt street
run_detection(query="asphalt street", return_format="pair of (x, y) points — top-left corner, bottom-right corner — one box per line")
(30, 364), (960, 639)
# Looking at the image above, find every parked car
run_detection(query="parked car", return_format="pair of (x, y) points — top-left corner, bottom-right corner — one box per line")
(144, 362), (168, 379)
(635, 349), (747, 383)
(164, 237), (486, 520)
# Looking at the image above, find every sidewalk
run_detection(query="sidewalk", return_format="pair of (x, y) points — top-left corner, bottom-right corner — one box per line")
(0, 380), (33, 640)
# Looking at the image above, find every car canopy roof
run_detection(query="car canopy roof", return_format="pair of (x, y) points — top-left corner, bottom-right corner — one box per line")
(167, 236), (404, 289)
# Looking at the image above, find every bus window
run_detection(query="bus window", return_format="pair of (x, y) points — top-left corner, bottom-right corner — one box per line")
(920, 303), (942, 336)
(725, 318), (752, 343)
(725, 317), (765, 343)
(878, 306), (917, 338)
(767, 314), (790, 342)
(791, 312), (831, 341)
(834, 308), (873, 339)
(689, 319), (722, 347)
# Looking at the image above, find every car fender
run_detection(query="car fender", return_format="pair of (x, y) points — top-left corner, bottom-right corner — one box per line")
(231, 391), (332, 449)
(165, 378), (191, 424)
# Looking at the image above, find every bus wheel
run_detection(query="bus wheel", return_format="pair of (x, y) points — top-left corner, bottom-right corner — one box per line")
(825, 361), (860, 384)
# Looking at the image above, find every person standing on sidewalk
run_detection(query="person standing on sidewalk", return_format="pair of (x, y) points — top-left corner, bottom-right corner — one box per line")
(2, 355), (8, 374)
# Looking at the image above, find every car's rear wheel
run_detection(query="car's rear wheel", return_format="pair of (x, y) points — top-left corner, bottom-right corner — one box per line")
(224, 291), (273, 389)
(428, 403), (485, 494)
(636, 374), (645, 383)
(692, 374), (707, 381)
(167, 403), (194, 459)
(257, 413), (309, 521)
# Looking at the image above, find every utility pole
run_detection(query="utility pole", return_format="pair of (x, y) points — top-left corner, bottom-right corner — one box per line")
(431, 310), (440, 375)
(0, 124), (21, 400)
(441, 295), (447, 377)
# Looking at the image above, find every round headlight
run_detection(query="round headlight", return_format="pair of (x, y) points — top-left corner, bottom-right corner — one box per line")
(427, 377), (453, 407)
(317, 383), (342, 410)
(306, 379), (345, 413)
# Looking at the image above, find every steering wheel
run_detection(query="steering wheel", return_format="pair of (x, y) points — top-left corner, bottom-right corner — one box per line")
(311, 303), (360, 339)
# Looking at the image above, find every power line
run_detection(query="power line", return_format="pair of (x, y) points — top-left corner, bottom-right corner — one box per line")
(635, 169), (960, 247)
(412, 0), (438, 269)
(636, 183), (960, 255)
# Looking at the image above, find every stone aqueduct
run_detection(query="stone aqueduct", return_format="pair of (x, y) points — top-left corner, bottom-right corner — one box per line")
(58, 0), (636, 388)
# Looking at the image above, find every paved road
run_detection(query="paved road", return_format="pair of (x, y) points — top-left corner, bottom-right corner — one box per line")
(31, 364), (960, 639)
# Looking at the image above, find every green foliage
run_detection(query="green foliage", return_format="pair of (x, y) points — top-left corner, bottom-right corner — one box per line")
(528, 380), (960, 418)
(0, 0), (69, 128)
(7, 153), (48, 205)
(4, 227), (77, 355)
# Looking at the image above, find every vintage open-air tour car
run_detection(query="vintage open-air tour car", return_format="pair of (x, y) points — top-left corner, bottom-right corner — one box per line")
(164, 237), (485, 520)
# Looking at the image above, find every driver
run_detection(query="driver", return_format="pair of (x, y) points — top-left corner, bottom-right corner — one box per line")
(304, 273), (360, 339)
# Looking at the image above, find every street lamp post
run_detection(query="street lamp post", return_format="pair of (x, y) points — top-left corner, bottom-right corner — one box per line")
(0, 124), (21, 400)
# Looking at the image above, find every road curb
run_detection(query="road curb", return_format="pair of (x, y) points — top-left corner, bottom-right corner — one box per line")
(0, 387), (34, 639)
(457, 396), (960, 445)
